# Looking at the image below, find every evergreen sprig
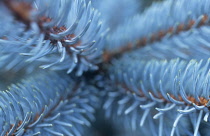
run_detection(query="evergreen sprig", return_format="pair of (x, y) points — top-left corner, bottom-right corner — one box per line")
(0, 0), (209, 136)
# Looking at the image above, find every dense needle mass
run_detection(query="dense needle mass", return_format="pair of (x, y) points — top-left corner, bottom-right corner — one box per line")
(0, 0), (209, 136)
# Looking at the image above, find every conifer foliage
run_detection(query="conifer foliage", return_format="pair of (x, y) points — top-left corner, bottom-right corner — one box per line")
(0, 0), (209, 136)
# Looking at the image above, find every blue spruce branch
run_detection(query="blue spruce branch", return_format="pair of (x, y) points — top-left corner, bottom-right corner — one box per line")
(0, 0), (108, 75)
(104, 0), (210, 62)
(0, 0), (210, 136)
(0, 70), (100, 135)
